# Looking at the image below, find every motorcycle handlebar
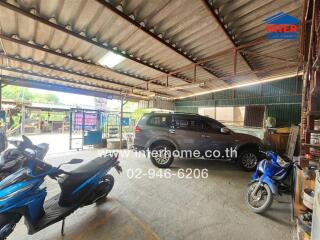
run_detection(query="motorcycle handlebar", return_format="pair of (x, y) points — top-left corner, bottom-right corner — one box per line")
(49, 168), (73, 180)
(292, 160), (303, 170)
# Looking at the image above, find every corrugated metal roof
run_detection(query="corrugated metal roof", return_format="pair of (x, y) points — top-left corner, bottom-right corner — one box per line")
(0, 0), (302, 99)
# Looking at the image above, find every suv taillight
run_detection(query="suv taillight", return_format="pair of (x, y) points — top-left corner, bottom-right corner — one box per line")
(134, 126), (142, 133)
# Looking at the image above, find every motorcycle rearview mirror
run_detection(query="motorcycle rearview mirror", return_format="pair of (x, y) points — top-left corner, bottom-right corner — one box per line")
(22, 135), (33, 147)
(68, 159), (83, 164)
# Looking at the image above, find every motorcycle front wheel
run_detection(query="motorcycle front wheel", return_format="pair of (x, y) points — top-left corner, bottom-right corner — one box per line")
(246, 181), (273, 213)
(0, 213), (21, 240)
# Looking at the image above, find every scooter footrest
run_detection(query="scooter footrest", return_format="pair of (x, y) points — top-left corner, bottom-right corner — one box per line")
(32, 194), (76, 233)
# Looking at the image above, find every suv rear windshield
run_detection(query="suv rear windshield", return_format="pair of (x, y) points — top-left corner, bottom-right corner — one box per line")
(147, 115), (172, 127)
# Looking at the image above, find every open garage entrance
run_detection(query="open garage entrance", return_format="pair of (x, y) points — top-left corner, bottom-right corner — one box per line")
(0, 87), (141, 154)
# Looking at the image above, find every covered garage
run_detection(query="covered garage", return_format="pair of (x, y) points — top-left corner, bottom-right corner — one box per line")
(0, 0), (319, 240)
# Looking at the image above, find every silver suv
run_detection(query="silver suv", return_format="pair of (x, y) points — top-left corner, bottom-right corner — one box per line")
(133, 112), (262, 171)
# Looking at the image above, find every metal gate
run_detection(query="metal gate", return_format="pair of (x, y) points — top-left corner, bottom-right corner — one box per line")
(69, 108), (102, 150)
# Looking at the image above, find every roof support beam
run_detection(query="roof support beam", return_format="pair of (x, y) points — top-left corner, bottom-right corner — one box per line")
(0, 35), (173, 96)
(0, 33), (150, 82)
(220, 63), (299, 80)
(0, 1), (191, 83)
(0, 66), (138, 96)
(95, 0), (222, 82)
(201, 0), (255, 71)
(169, 63), (298, 89)
(0, 54), (171, 97)
(148, 37), (266, 83)
(1, 75), (146, 100)
(239, 50), (300, 63)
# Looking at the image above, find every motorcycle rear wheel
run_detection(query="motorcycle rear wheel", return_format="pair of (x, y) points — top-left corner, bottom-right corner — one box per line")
(95, 174), (114, 203)
(246, 182), (273, 213)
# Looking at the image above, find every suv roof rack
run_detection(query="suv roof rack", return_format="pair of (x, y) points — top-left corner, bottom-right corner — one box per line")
(173, 112), (200, 115)
(149, 111), (200, 116)
(149, 110), (174, 114)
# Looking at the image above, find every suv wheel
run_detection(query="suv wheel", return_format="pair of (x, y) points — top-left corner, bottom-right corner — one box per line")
(150, 144), (174, 168)
(238, 150), (259, 171)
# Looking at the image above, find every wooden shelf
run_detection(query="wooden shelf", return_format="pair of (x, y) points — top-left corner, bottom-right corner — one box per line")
(307, 111), (320, 117)
(302, 143), (320, 149)
(308, 129), (320, 133)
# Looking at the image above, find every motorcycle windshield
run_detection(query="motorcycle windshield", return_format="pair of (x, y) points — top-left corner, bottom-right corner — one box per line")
(263, 160), (284, 177)
(0, 168), (31, 190)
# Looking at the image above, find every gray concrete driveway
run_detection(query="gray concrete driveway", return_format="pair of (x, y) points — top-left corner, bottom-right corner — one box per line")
(8, 149), (294, 240)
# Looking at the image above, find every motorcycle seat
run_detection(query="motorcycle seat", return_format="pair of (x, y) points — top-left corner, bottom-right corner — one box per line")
(58, 156), (116, 206)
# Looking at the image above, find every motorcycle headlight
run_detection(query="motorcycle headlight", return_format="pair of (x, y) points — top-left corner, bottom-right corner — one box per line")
(276, 156), (290, 168)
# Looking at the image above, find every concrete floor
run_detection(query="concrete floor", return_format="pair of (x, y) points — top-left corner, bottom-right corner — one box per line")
(8, 149), (294, 240)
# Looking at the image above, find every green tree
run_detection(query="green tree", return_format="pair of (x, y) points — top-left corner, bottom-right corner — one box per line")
(2, 86), (60, 104)
(132, 108), (153, 123)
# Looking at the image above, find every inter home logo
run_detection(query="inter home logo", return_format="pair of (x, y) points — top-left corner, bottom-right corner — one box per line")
(264, 12), (300, 40)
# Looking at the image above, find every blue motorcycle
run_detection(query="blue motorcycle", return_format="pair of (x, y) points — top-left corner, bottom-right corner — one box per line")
(246, 150), (301, 213)
(0, 136), (122, 239)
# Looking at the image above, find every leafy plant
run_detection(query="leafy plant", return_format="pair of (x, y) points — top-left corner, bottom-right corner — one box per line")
(2, 86), (60, 104)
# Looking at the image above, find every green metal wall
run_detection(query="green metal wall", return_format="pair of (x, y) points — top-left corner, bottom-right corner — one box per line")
(266, 104), (301, 126)
(175, 77), (302, 126)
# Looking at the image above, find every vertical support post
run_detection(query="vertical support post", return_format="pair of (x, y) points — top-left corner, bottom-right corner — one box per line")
(233, 49), (238, 75)
(166, 75), (169, 87)
(263, 105), (267, 129)
(106, 113), (109, 140)
(69, 110), (72, 150)
(20, 104), (25, 135)
(193, 64), (197, 82)
(0, 83), (2, 110)
(120, 95), (124, 149)
(214, 99), (216, 119)
(82, 110), (85, 150)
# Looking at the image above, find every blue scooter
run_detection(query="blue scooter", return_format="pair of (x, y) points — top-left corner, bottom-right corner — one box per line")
(246, 150), (301, 213)
(0, 136), (122, 239)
